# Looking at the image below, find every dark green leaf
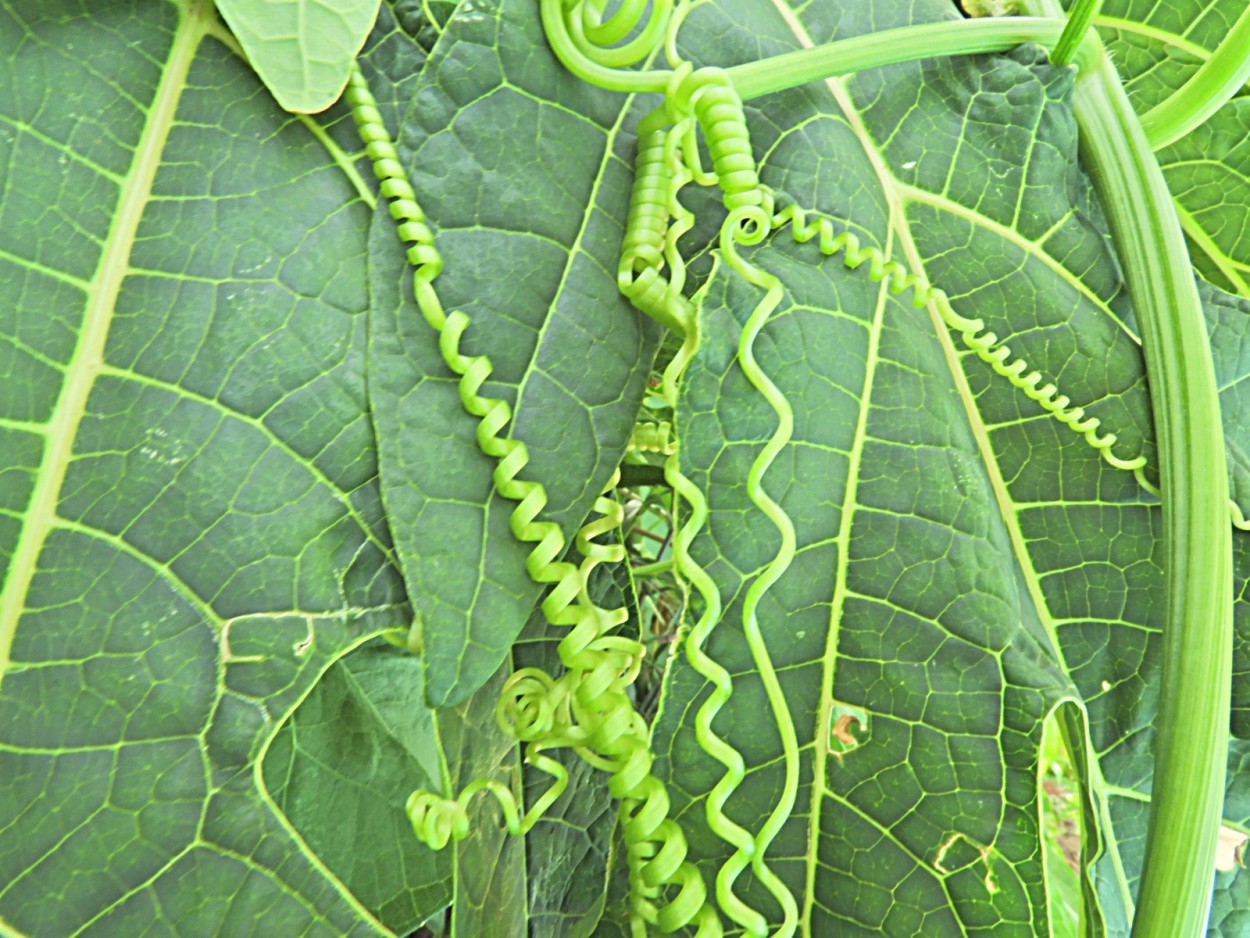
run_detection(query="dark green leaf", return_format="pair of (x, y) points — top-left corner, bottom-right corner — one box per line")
(366, 0), (663, 706)
(0, 2), (406, 932)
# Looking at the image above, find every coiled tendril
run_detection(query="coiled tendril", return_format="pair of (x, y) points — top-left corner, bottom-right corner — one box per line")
(772, 201), (1152, 476)
(771, 206), (1250, 529)
(629, 421), (678, 455)
(346, 64), (722, 937)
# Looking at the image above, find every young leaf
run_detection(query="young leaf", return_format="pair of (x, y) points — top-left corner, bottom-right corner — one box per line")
(214, 0), (383, 113)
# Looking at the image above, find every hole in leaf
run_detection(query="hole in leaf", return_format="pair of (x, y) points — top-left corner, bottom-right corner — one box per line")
(1216, 825), (1249, 872)
(826, 702), (869, 759)
(934, 833), (999, 895)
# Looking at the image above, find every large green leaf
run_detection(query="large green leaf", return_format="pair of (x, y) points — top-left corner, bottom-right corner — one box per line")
(366, 0), (663, 706)
(646, 0), (1250, 933)
(0, 1), (409, 933)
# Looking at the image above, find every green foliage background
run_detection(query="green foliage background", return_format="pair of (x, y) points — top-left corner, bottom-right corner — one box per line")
(0, 0), (1248, 935)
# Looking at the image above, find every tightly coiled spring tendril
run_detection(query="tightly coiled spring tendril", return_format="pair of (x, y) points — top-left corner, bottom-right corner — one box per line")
(629, 421), (678, 456)
(774, 201), (1153, 477)
(619, 127), (695, 334)
(773, 207), (1250, 530)
(346, 65), (722, 938)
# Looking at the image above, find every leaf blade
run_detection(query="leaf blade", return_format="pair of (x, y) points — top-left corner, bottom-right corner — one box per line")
(366, 0), (663, 706)
(0, 3), (408, 933)
(214, 0), (383, 113)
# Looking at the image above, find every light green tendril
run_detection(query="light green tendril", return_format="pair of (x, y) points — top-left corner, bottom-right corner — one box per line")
(345, 63), (723, 937)
(774, 201), (1153, 474)
(629, 421), (678, 455)
(657, 112), (772, 935)
(540, 0), (674, 92)
(773, 206), (1250, 532)
(716, 208), (804, 938)
(619, 60), (808, 932)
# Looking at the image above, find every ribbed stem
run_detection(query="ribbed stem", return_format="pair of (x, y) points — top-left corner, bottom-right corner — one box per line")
(1027, 18), (1232, 936)
(1139, 4), (1250, 150)
(726, 17), (1085, 100)
(1051, 0), (1102, 67)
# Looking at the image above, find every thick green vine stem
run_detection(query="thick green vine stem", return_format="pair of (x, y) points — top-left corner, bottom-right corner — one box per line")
(1068, 42), (1233, 938)
(1024, 1), (1235, 933)
(724, 17), (1090, 100)
(344, 64), (723, 938)
(1139, 3), (1250, 150)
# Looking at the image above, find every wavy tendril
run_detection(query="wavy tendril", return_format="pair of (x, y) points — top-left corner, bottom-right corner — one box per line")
(648, 111), (768, 935)
(715, 214), (803, 936)
(630, 66), (804, 934)
(694, 77), (803, 927)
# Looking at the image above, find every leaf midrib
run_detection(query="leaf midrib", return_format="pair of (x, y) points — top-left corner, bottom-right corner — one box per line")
(0, 3), (207, 685)
(1096, 14), (1216, 61)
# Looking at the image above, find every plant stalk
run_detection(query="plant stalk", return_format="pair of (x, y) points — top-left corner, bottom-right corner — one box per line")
(1022, 8), (1233, 934)
(1140, 4), (1250, 150)
(728, 17), (1083, 100)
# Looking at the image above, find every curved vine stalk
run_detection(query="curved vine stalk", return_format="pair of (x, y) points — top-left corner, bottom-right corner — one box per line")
(1139, 2), (1250, 151)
